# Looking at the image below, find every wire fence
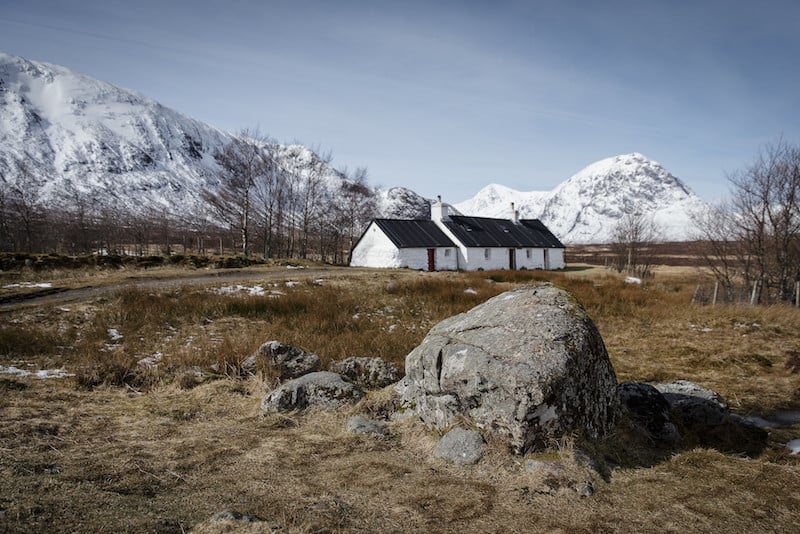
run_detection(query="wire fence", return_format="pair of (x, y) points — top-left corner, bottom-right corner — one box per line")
(691, 280), (800, 306)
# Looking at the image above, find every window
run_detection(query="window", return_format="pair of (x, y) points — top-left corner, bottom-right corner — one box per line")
(526, 249), (532, 259)
(484, 248), (490, 260)
(444, 249), (451, 257)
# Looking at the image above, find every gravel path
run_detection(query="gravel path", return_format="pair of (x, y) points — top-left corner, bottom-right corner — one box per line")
(0, 267), (373, 311)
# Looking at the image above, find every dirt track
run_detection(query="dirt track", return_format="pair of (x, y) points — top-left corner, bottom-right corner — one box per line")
(0, 266), (376, 311)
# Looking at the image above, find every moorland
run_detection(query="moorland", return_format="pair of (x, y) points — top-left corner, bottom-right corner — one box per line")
(1, 254), (799, 533)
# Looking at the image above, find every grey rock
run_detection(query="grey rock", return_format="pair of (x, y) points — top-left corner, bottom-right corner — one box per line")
(619, 381), (681, 443)
(346, 416), (386, 436)
(261, 372), (364, 412)
(656, 380), (767, 454)
(655, 380), (728, 427)
(329, 357), (402, 390)
(524, 459), (564, 475)
(258, 340), (320, 379)
(399, 283), (618, 454)
(577, 483), (594, 497)
(433, 427), (485, 465)
(210, 510), (261, 523)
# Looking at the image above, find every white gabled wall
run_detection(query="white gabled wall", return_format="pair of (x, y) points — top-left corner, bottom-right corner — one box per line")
(350, 222), (403, 268)
(350, 222), (459, 270)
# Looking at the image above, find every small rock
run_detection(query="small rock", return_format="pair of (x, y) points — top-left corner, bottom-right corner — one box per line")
(210, 510), (261, 523)
(577, 483), (594, 497)
(329, 357), (402, 390)
(433, 428), (485, 466)
(261, 371), (364, 412)
(786, 438), (800, 455)
(524, 459), (564, 475)
(257, 340), (320, 379)
(346, 416), (386, 436)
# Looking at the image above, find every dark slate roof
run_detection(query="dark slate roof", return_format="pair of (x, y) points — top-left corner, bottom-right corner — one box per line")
(372, 219), (456, 248)
(442, 216), (565, 248)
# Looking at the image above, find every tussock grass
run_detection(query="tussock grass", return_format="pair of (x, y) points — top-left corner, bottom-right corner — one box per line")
(2, 267), (800, 531)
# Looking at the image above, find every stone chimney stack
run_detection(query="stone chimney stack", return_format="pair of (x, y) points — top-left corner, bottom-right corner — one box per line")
(511, 202), (519, 224)
(431, 195), (448, 221)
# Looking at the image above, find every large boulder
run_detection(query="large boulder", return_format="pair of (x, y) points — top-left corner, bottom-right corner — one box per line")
(261, 372), (363, 412)
(398, 283), (618, 454)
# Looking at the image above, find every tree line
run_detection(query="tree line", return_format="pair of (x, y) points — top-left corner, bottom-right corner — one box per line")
(0, 131), (379, 263)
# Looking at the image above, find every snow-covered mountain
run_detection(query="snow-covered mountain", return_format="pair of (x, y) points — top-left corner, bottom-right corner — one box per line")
(455, 153), (708, 243)
(0, 52), (410, 220)
(376, 186), (430, 219)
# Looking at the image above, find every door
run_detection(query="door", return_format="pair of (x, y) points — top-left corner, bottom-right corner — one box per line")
(509, 249), (516, 270)
(543, 248), (550, 270)
(427, 248), (436, 272)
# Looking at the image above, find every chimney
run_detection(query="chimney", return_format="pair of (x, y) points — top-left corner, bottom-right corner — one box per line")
(511, 202), (519, 224)
(431, 195), (448, 221)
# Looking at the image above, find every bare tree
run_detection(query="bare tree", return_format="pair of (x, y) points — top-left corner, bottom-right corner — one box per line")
(203, 130), (269, 256)
(4, 162), (45, 252)
(696, 139), (800, 303)
(336, 167), (377, 263)
(610, 211), (661, 278)
(251, 141), (287, 258)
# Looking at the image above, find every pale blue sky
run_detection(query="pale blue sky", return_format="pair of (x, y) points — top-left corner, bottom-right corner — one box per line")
(2, 0), (799, 203)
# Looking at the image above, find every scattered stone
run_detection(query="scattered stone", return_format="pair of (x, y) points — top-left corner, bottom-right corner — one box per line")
(346, 416), (386, 436)
(399, 284), (619, 454)
(261, 372), (364, 412)
(257, 340), (320, 379)
(329, 357), (402, 390)
(239, 354), (257, 376)
(210, 510), (261, 523)
(524, 459), (564, 475)
(577, 483), (594, 497)
(618, 381), (681, 444)
(433, 427), (485, 465)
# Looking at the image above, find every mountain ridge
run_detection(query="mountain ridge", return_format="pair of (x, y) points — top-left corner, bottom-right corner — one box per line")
(455, 153), (707, 243)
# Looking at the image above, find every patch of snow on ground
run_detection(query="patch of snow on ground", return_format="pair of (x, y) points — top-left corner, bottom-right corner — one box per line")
(786, 439), (800, 455)
(464, 288), (477, 294)
(285, 281), (298, 287)
(107, 328), (123, 341)
(3, 282), (53, 289)
(138, 352), (163, 367)
(0, 365), (74, 379)
(624, 277), (641, 284)
(212, 285), (278, 296)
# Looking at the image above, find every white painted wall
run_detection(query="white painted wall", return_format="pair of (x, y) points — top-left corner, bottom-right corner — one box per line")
(350, 222), (403, 268)
(459, 247), (565, 271)
(350, 222), (459, 270)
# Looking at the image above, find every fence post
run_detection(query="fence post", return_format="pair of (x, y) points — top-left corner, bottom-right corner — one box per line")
(795, 280), (799, 307)
(691, 284), (701, 304)
(750, 281), (759, 306)
(711, 282), (718, 306)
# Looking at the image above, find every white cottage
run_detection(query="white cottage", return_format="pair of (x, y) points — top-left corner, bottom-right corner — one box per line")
(351, 198), (566, 271)
(349, 219), (459, 271)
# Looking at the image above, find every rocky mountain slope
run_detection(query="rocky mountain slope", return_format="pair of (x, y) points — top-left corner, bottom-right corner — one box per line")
(456, 153), (708, 243)
(0, 52), (388, 221)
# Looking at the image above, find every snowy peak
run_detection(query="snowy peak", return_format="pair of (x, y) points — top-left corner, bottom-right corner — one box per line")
(0, 51), (233, 213)
(0, 52), (422, 221)
(456, 153), (708, 243)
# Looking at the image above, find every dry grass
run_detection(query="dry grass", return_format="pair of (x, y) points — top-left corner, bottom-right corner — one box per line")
(1, 264), (799, 532)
